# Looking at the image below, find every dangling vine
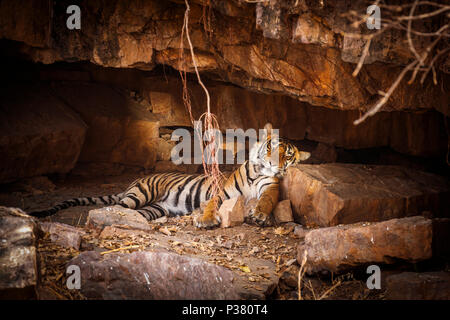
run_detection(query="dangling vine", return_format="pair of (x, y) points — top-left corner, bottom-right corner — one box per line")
(179, 0), (224, 208)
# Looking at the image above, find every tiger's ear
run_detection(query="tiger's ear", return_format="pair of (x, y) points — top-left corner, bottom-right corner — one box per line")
(297, 151), (311, 163)
(262, 122), (278, 141)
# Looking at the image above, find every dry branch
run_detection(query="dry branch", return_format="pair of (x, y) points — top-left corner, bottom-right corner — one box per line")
(345, 0), (450, 125)
(297, 250), (308, 300)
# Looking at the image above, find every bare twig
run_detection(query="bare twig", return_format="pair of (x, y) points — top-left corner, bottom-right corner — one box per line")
(100, 245), (140, 255)
(179, 0), (224, 206)
(354, 60), (419, 125)
(420, 47), (450, 84)
(345, 0), (449, 125)
(318, 280), (342, 300)
(352, 38), (372, 77)
(397, 6), (450, 20)
(408, 32), (445, 84)
(297, 250), (308, 300)
(406, 0), (423, 64)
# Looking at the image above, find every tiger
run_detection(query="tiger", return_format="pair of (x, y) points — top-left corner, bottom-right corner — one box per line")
(28, 123), (311, 228)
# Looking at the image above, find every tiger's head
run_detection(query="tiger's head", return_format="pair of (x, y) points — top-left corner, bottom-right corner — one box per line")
(250, 123), (310, 177)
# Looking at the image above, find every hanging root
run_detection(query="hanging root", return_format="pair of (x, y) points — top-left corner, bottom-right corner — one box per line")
(179, 0), (224, 208)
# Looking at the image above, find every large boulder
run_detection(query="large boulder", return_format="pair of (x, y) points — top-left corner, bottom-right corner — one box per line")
(0, 83), (87, 183)
(67, 250), (241, 299)
(0, 207), (39, 298)
(281, 164), (450, 227)
(297, 216), (432, 274)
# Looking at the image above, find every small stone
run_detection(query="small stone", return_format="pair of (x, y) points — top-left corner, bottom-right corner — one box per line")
(249, 247), (260, 254)
(273, 200), (294, 224)
(86, 205), (152, 232)
(244, 198), (258, 218)
(293, 225), (309, 239)
(221, 240), (234, 249)
(219, 196), (245, 228)
(39, 222), (86, 250)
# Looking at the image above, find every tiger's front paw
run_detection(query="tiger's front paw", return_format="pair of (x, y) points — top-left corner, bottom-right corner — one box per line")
(194, 211), (221, 229)
(245, 208), (272, 227)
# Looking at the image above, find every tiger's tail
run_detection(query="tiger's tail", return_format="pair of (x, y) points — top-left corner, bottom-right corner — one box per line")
(27, 194), (124, 218)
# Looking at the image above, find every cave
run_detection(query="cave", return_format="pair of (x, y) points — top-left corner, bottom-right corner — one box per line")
(0, 0), (449, 302)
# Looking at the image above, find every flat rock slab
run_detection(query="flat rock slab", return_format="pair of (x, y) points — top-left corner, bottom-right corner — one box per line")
(68, 250), (242, 300)
(385, 272), (450, 300)
(297, 216), (432, 274)
(95, 225), (279, 299)
(39, 222), (86, 250)
(0, 207), (38, 298)
(281, 164), (450, 227)
(86, 205), (152, 232)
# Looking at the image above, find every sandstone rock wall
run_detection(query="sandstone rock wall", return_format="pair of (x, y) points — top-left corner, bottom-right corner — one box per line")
(0, 0), (448, 115)
(1, 63), (447, 183)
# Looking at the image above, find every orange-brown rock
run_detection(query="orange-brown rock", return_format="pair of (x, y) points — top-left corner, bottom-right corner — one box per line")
(218, 196), (245, 228)
(0, 207), (39, 298)
(155, 138), (176, 161)
(86, 206), (152, 232)
(143, 75), (446, 157)
(281, 164), (450, 227)
(0, 83), (87, 183)
(72, 67), (446, 157)
(142, 78), (308, 141)
(153, 161), (202, 174)
(272, 200), (294, 224)
(297, 216), (432, 274)
(51, 82), (160, 170)
(67, 250), (241, 299)
(0, 0), (447, 115)
(39, 222), (86, 250)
